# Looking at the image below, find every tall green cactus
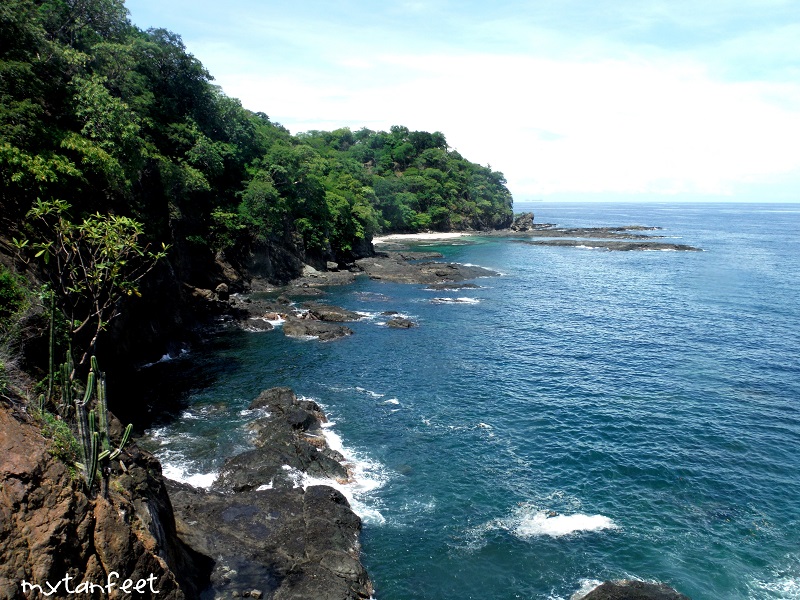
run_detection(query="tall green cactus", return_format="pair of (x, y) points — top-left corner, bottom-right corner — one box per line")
(73, 356), (133, 495)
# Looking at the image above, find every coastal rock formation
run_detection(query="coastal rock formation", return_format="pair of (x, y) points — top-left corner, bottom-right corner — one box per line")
(302, 302), (362, 322)
(0, 402), (206, 600)
(514, 239), (701, 252)
(167, 483), (371, 600)
(496, 225), (662, 240)
(168, 387), (373, 599)
(577, 580), (691, 600)
(386, 317), (416, 328)
(510, 212), (535, 231)
(282, 317), (354, 341)
(355, 254), (497, 284)
(213, 387), (348, 492)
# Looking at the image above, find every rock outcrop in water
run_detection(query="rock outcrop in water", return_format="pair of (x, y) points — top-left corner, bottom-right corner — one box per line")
(213, 387), (349, 492)
(514, 239), (702, 252)
(0, 385), (372, 600)
(576, 580), (691, 600)
(354, 254), (497, 284)
(167, 387), (373, 599)
(510, 212), (535, 231)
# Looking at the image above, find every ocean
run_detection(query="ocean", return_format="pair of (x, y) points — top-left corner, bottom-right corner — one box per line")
(138, 202), (800, 600)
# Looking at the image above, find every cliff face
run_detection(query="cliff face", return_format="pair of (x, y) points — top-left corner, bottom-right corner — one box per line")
(0, 401), (207, 600)
(0, 386), (374, 600)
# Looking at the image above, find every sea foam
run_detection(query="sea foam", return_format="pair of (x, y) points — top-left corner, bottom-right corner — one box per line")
(161, 463), (218, 489)
(514, 510), (618, 538)
(465, 503), (618, 548)
(430, 297), (481, 305)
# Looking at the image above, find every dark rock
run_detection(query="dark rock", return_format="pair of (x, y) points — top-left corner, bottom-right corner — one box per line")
(355, 255), (497, 284)
(302, 302), (362, 322)
(248, 386), (300, 411)
(386, 317), (416, 329)
(289, 269), (359, 288)
(510, 212), (535, 231)
(215, 387), (348, 492)
(279, 285), (328, 298)
(216, 282), (230, 300)
(283, 317), (354, 341)
(166, 483), (372, 600)
(166, 387), (372, 600)
(245, 238), (306, 287)
(393, 251), (445, 260)
(578, 580), (691, 600)
(241, 317), (274, 332)
(514, 239), (701, 251)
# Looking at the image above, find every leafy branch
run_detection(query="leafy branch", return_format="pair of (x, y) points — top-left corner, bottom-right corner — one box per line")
(14, 199), (168, 368)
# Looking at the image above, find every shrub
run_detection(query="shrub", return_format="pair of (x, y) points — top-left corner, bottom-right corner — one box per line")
(0, 265), (28, 332)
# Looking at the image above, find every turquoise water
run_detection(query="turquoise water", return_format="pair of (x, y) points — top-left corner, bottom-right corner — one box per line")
(138, 203), (800, 600)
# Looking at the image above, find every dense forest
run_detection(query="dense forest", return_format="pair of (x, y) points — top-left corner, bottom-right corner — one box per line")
(0, 0), (513, 374)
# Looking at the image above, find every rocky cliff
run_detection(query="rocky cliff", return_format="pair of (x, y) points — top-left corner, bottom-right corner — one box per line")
(0, 399), (206, 600)
(0, 385), (373, 600)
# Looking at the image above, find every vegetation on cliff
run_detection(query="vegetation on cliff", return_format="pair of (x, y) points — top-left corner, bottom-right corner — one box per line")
(0, 0), (513, 370)
(1, 0), (512, 262)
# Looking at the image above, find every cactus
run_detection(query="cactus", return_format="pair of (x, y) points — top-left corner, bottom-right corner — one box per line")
(71, 356), (134, 495)
(58, 353), (75, 419)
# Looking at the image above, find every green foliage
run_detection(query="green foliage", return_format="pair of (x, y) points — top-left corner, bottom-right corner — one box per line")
(41, 410), (81, 468)
(297, 127), (513, 234)
(17, 199), (168, 365)
(0, 264), (28, 332)
(1, 0), (513, 285)
(209, 209), (247, 252)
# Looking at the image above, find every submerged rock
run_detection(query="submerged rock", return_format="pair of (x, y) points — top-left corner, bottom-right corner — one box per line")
(576, 580), (691, 600)
(302, 301), (362, 322)
(386, 317), (417, 329)
(283, 317), (354, 341)
(515, 239), (701, 251)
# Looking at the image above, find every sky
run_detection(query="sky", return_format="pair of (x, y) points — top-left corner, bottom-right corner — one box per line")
(124, 0), (800, 202)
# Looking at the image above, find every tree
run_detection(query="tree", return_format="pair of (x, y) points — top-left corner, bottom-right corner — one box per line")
(15, 199), (167, 368)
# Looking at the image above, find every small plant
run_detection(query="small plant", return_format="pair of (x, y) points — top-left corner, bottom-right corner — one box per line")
(0, 265), (28, 332)
(40, 410), (81, 467)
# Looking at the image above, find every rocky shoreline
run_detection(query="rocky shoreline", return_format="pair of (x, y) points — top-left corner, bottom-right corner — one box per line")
(166, 387), (373, 600)
(1, 231), (694, 599)
(0, 385), (372, 600)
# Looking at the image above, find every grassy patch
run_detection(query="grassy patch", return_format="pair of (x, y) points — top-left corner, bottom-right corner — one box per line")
(40, 411), (81, 471)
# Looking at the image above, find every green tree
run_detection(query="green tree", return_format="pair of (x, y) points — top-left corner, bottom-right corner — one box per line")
(15, 199), (167, 368)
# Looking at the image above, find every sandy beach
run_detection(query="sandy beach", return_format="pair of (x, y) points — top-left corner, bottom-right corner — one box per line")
(372, 232), (471, 244)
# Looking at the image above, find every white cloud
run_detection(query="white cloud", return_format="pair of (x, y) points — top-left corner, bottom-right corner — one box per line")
(213, 51), (800, 199)
(128, 0), (800, 201)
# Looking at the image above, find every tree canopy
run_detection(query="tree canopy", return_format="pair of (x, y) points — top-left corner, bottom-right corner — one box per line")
(1, 0), (514, 280)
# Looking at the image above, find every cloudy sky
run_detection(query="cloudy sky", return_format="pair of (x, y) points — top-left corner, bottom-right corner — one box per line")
(125, 0), (800, 202)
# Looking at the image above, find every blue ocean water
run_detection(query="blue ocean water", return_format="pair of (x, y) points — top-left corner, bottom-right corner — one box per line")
(140, 202), (800, 600)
